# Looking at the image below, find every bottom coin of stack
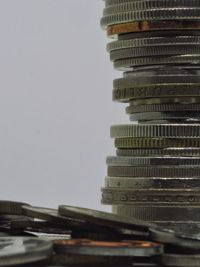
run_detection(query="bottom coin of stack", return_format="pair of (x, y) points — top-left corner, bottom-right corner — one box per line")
(102, 124), (200, 223)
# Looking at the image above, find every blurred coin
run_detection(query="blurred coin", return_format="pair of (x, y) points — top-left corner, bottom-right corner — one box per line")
(54, 239), (163, 257)
(162, 252), (200, 266)
(58, 205), (155, 232)
(107, 21), (200, 37)
(105, 176), (200, 189)
(111, 124), (200, 138)
(101, 9), (200, 28)
(106, 156), (200, 166)
(0, 236), (52, 266)
(116, 148), (200, 156)
(0, 201), (29, 215)
(113, 205), (200, 222)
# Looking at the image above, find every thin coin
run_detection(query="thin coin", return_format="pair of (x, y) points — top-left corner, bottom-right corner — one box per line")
(101, 8), (200, 28)
(116, 148), (200, 156)
(106, 156), (200, 166)
(0, 236), (52, 266)
(107, 21), (200, 37)
(105, 176), (200, 189)
(58, 205), (155, 232)
(162, 252), (200, 267)
(0, 201), (29, 215)
(53, 239), (163, 257)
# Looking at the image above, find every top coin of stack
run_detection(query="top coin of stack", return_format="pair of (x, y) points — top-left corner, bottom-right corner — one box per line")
(101, 0), (200, 223)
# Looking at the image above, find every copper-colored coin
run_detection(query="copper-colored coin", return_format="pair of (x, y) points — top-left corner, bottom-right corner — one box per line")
(54, 239), (163, 256)
(107, 20), (200, 37)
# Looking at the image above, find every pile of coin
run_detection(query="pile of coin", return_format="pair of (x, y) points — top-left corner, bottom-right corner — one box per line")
(101, 0), (200, 222)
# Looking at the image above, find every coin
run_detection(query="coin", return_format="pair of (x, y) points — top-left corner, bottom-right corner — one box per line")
(101, 9), (200, 28)
(0, 201), (29, 215)
(53, 239), (163, 257)
(106, 156), (200, 166)
(108, 166), (200, 177)
(105, 176), (200, 189)
(110, 46), (200, 62)
(104, 1), (200, 16)
(102, 187), (200, 205)
(162, 252), (200, 267)
(58, 205), (155, 232)
(114, 55), (200, 70)
(126, 103), (200, 114)
(116, 148), (200, 156)
(107, 21), (200, 37)
(21, 206), (96, 231)
(111, 124), (200, 138)
(113, 205), (200, 222)
(0, 236), (52, 266)
(113, 84), (200, 102)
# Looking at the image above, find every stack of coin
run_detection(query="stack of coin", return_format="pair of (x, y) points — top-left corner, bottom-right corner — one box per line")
(101, 0), (200, 222)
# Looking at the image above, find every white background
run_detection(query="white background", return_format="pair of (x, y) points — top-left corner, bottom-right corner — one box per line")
(0, 0), (127, 210)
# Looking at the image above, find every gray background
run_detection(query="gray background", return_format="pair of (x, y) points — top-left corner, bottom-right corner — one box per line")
(0, 0), (127, 210)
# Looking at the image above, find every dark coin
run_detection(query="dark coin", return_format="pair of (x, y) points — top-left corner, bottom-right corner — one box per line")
(58, 205), (155, 232)
(0, 201), (29, 215)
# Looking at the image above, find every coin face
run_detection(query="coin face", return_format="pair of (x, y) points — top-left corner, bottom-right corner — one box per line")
(0, 237), (52, 266)
(54, 239), (163, 257)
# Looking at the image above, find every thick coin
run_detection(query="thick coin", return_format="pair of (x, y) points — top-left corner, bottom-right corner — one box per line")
(0, 236), (52, 266)
(111, 124), (200, 138)
(108, 166), (200, 177)
(107, 21), (200, 37)
(102, 188), (200, 205)
(126, 103), (200, 114)
(116, 148), (200, 156)
(104, 1), (200, 16)
(113, 205), (200, 222)
(110, 46), (200, 61)
(114, 55), (200, 70)
(108, 35), (200, 51)
(54, 239), (163, 257)
(162, 252), (200, 267)
(58, 205), (155, 232)
(115, 138), (200, 149)
(106, 156), (200, 166)
(130, 111), (200, 122)
(105, 177), (200, 189)
(113, 84), (200, 102)
(101, 9), (200, 28)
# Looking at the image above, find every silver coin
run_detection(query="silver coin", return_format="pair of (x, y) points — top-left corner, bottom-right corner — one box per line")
(102, 188), (200, 205)
(110, 46), (200, 61)
(106, 156), (200, 166)
(113, 85), (200, 102)
(113, 205), (200, 222)
(162, 253), (200, 267)
(129, 97), (200, 105)
(105, 176), (200, 189)
(101, 9), (200, 28)
(104, 1), (200, 16)
(114, 55), (200, 70)
(108, 166), (200, 177)
(150, 223), (200, 249)
(116, 148), (200, 157)
(126, 103), (200, 114)
(0, 236), (52, 266)
(58, 205), (155, 232)
(108, 35), (200, 51)
(130, 111), (200, 122)
(111, 124), (200, 138)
